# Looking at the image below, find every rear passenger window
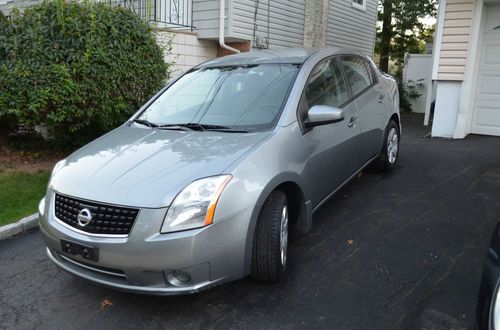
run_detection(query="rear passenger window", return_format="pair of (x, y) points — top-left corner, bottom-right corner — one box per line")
(305, 58), (349, 110)
(340, 56), (373, 96)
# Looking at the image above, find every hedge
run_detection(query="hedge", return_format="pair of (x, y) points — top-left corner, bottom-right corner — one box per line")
(0, 0), (170, 145)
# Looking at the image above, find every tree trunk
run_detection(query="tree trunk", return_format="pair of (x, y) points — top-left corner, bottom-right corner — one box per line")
(379, 0), (393, 73)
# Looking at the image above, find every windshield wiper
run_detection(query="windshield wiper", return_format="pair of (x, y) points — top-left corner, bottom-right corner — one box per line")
(198, 124), (249, 133)
(154, 123), (248, 133)
(156, 123), (201, 131)
(132, 120), (196, 131)
(132, 119), (158, 128)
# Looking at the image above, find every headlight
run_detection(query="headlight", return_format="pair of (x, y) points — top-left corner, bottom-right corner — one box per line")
(51, 159), (66, 176)
(48, 159), (66, 190)
(160, 175), (232, 233)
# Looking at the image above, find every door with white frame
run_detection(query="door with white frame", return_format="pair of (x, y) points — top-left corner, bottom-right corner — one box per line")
(472, 5), (500, 136)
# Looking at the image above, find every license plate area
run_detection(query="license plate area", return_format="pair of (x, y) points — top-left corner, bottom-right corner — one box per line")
(60, 239), (99, 262)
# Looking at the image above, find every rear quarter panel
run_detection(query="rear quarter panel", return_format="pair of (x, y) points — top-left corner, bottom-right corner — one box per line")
(378, 71), (400, 123)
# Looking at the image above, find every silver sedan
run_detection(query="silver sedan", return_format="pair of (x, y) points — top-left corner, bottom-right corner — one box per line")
(39, 48), (400, 295)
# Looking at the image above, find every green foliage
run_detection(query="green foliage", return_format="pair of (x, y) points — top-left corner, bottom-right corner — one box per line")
(377, 0), (437, 75)
(0, 12), (9, 62)
(0, 0), (170, 145)
(399, 79), (424, 112)
(0, 11), (7, 28)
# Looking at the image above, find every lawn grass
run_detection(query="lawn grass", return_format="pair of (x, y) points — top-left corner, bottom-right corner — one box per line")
(0, 171), (50, 226)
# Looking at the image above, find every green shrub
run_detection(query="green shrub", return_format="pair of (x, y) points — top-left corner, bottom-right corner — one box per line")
(0, 11), (9, 65)
(0, 0), (170, 145)
(398, 79), (424, 112)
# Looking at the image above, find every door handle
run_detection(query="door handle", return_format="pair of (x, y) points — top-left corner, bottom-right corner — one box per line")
(378, 94), (385, 103)
(348, 116), (358, 128)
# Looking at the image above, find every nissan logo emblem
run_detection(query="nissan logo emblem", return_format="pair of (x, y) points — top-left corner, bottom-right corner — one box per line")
(77, 208), (93, 227)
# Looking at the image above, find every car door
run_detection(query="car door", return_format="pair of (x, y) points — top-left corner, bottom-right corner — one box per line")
(339, 56), (387, 162)
(299, 57), (362, 207)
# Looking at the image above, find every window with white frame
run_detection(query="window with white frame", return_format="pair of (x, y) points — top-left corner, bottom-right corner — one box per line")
(352, 0), (367, 11)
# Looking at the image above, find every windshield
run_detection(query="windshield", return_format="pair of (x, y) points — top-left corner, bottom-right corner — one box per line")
(138, 64), (299, 132)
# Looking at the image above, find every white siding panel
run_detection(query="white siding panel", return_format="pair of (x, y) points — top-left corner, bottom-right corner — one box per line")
(437, 0), (474, 80)
(444, 18), (472, 27)
(232, 0), (265, 41)
(192, 0), (227, 39)
(438, 73), (465, 80)
(232, 0), (306, 47)
(441, 50), (468, 58)
(326, 0), (378, 55)
(441, 43), (469, 51)
(439, 58), (467, 66)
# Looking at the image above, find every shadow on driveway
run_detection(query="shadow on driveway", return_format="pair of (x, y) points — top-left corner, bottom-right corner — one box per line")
(1, 113), (500, 329)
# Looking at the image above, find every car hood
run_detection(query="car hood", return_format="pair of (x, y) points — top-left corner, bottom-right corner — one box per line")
(50, 125), (269, 208)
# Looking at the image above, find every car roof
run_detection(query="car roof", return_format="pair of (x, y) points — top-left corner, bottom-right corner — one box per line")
(196, 47), (367, 68)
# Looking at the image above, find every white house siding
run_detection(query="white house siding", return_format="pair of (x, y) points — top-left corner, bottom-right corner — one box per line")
(231, 0), (270, 42)
(192, 0), (228, 39)
(437, 0), (474, 81)
(230, 0), (306, 47)
(156, 30), (217, 78)
(268, 0), (305, 47)
(193, 0), (306, 47)
(326, 0), (378, 55)
(192, 0), (378, 53)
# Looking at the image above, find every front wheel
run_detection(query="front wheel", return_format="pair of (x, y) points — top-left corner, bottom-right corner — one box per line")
(374, 120), (400, 172)
(251, 190), (288, 282)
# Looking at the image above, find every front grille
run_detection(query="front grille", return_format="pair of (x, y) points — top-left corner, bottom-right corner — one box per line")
(54, 194), (139, 235)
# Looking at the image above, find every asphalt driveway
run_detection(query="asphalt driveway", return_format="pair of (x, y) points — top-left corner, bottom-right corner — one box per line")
(1, 113), (500, 329)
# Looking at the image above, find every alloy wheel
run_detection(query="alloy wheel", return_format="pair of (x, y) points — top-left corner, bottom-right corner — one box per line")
(280, 205), (289, 267)
(387, 127), (399, 164)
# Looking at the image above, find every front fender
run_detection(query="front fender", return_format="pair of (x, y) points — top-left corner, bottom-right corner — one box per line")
(214, 123), (311, 276)
(242, 172), (312, 274)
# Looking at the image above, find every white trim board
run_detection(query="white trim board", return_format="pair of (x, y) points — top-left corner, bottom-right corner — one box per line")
(455, 0), (485, 138)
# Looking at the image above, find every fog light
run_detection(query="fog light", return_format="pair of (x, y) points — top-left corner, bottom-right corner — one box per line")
(166, 270), (191, 287)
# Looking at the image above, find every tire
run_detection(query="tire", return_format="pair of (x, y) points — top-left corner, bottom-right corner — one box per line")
(251, 190), (288, 282)
(374, 120), (400, 172)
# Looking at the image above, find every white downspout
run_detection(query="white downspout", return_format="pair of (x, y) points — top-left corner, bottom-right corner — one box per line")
(219, 0), (240, 54)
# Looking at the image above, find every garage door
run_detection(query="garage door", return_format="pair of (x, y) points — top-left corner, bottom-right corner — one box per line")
(472, 6), (500, 136)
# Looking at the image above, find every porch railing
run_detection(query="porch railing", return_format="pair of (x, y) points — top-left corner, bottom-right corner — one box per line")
(107, 0), (192, 29)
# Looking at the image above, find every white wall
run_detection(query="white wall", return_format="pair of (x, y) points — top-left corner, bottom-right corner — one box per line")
(156, 30), (218, 78)
(403, 54), (435, 113)
(432, 81), (462, 138)
(430, 0), (485, 138)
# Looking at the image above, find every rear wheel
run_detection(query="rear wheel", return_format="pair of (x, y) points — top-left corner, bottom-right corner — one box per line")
(374, 120), (400, 172)
(251, 190), (288, 282)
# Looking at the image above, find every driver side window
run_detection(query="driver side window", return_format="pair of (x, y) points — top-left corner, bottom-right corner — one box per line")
(304, 58), (349, 110)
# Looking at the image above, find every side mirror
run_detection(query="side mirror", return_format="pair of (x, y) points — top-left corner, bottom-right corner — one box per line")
(305, 105), (345, 128)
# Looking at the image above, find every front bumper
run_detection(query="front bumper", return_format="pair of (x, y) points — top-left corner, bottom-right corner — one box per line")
(39, 191), (252, 295)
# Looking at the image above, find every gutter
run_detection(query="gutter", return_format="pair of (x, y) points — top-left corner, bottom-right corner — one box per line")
(219, 0), (240, 54)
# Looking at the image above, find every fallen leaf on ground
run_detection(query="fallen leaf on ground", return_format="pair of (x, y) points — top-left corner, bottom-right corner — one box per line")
(100, 299), (113, 309)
